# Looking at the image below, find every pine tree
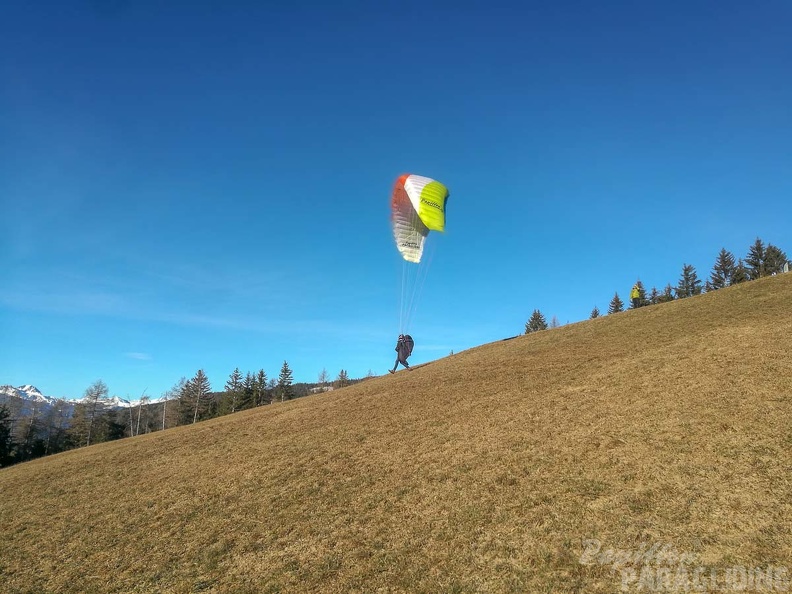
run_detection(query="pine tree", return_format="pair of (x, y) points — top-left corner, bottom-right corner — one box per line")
(178, 378), (193, 425)
(745, 238), (766, 280)
(549, 315), (560, 328)
(675, 264), (702, 298)
(0, 405), (15, 467)
(732, 258), (749, 284)
(223, 367), (244, 414)
(182, 370), (211, 424)
(608, 293), (624, 314)
(336, 369), (350, 388)
(254, 370), (269, 406)
(764, 244), (788, 275)
(104, 410), (127, 441)
(239, 372), (256, 410)
(525, 309), (548, 333)
(277, 361), (294, 402)
(648, 287), (660, 305)
(657, 284), (675, 303)
(589, 306), (600, 319)
(709, 248), (736, 290)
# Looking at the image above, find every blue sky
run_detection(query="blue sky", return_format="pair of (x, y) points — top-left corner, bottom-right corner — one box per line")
(2, 0), (790, 400)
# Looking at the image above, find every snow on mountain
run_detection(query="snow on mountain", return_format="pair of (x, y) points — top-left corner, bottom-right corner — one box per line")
(1, 385), (167, 410)
(0, 384), (58, 405)
(103, 395), (134, 408)
(19, 385), (43, 397)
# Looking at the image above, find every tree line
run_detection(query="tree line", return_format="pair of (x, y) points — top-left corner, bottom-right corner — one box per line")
(1, 361), (361, 468)
(526, 237), (788, 332)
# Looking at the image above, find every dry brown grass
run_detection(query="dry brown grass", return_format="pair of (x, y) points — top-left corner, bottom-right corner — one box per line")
(1, 275), (791, 593)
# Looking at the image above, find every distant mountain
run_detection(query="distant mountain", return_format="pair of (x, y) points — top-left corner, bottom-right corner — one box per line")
(0, 385), (167, 417)
(0, 384), (60, 406)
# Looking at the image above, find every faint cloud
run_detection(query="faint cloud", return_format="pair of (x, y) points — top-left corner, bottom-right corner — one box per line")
(125, 352), (152, 361)
(0, 288), (131, 317)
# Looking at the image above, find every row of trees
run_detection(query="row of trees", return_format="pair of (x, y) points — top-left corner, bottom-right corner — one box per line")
(1, 361), (361, 468)
(0, 387), (110, 466)
(526, 237), (789, 332)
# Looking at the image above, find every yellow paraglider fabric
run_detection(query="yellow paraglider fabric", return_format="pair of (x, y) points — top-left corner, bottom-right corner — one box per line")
(391, 174), (449, 263)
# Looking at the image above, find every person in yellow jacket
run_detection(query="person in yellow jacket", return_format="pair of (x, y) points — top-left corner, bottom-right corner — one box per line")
(630, 283), (642, 308)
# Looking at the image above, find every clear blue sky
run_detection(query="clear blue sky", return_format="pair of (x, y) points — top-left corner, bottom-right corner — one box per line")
(2, 0), (790, 400)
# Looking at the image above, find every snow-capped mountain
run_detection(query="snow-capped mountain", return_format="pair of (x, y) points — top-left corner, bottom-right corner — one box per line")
(0, 384), (60, 406)
(105, 395), (134, 409)
(1, 385), (167, 411)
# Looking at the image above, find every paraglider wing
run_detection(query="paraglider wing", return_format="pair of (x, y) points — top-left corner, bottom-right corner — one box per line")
(404, 174), (447, 232)
(391, 174), (429, 263)
(390, 174), (449, 263)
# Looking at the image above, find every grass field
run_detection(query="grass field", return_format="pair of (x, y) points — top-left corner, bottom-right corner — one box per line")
(1, 274), (791, 593)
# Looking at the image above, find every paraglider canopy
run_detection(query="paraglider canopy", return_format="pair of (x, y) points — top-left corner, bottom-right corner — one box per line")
(390, 174), (449, 334)
(391, 174), (449, 264)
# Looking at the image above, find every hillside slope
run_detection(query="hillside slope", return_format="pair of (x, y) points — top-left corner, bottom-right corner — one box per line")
(2, 274), (791, 593)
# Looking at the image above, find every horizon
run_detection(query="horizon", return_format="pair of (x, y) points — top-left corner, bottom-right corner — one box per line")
(2, 0), (791, 399)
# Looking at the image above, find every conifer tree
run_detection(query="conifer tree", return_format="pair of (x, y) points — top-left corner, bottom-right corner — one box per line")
(182, 370), (211, 424)
(764, 244), (788, 275)
(608, 293), (624, 314)
(525, 309), (548, 333)
(709, 248), (736, 290)
(657, 284), (675, 303)
(105, 410), (127, 441)
(336, 369), (350, 388)
(589, 306), (600, 319)
(178, 378), (194, 425)
(648, 286), (660, 305)
(732, 258), (749, 284)
(254, 370), (269, 406)
(277, 361), (294, 402)
(239, 372), (256, 410)
(0, 405), (15, 467)
(745, 238), (766, 279)
(675, 264), (702, 298)
(223, 367), (244, 414)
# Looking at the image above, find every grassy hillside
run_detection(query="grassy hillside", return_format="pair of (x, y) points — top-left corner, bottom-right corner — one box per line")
(2, 274), (791, 594)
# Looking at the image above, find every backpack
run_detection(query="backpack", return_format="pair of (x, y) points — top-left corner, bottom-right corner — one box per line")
(402, 335), (414, 356)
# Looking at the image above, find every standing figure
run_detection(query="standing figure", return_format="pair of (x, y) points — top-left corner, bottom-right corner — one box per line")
(630, 283), (642, 308)
(389, 334), (414, 373)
